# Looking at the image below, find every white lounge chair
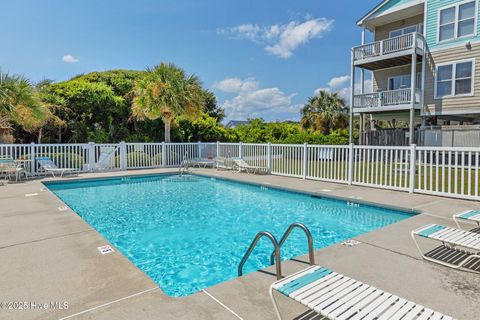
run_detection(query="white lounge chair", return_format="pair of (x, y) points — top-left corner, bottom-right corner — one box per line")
(188, 158), (216, 168)
(232, 157), (268, 174)
(412, 224), (480, 272)
(36, 157), (78, 177)
(453, 210), (480, 231)
(270, 265), (454, 320)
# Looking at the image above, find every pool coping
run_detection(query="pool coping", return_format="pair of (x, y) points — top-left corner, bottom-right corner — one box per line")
(1, 168), (480, 319)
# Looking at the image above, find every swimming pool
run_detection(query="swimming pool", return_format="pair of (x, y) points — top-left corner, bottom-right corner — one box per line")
(46, 174), (414, 297)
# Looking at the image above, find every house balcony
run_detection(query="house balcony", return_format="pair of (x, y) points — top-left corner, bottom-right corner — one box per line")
(353, 32), (425, 70)
(353, 88), (422, 113)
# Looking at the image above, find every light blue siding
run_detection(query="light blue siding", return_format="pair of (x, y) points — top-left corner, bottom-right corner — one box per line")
(372, 0), (420, 18)
(426, 0), (480, 49)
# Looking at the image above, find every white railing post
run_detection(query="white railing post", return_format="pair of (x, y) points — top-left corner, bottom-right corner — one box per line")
(267, 142), (272, 173)
(119, 141), (127, 170)
(216, 141), (220, 168)
(239, 142), (243, 159)
(30, 142), (36, 175)
(88, 142), (95, 172)
(409, 144), (417, 193)
(348, 143), (354, 185)
(302, 143), (308, 179)
(197, 141), (201, 159)
(161, 142), (166, 167)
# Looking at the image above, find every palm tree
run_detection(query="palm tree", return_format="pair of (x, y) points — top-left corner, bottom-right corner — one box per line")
(0, 71), (46, 142)
(300, 90), (349, 135)
(131, 63), (205, 142)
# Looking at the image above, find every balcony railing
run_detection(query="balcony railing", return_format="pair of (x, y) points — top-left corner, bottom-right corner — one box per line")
(353, 32), (424, 63)
(354, 88), (421, 109)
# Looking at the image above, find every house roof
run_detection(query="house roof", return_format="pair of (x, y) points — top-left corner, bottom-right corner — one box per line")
(225, 120), (249, 128)
(356, 0), (390, 27)
(357, 0), (425, 30)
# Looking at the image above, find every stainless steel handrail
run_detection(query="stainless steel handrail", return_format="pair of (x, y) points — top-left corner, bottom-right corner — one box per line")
(238, 231), (282, 280)
(270, 223), (315, 266)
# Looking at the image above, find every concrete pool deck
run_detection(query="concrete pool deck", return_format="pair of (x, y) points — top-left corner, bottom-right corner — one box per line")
(0, 168), (479, 320)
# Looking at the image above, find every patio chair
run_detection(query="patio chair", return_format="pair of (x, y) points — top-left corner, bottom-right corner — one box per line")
(36, 157), (78, 177)
(232, 157), (268, 174)
(216, 157), (235, 170)
(188, 158), (216, 168)
(270, 265), (454, 320)
(0, 158), (28, 182)
(412, 224), (480, 272)
(453, 210), (480, 232)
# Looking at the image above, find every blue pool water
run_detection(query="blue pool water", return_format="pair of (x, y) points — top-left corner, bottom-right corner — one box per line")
(46, 174), (413, 297)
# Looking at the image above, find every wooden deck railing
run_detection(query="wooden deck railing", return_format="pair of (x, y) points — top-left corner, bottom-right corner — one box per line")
(353, 32), (424, 62)
(354, 88), (421, 109)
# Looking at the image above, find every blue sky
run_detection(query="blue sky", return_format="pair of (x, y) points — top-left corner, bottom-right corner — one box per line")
(1, 0), (378, 122)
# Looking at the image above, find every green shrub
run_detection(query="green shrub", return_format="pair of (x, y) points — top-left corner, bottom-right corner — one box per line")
(115, 151), (152, 167)
(27, 153), (86, 170)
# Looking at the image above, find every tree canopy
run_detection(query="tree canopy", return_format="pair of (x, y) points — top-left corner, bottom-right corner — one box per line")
(1, 66), (352, 145)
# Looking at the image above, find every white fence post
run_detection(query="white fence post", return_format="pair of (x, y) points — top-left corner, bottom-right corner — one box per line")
(197, 141), (201, 159)
(119, 141), (127, 170)
(88, 142), (95, 172)
(239, 142), (243, 159)
(216, 141), (220, 168)
(409, 144), (416, 193)
(30, 142), (36, 175)
(161, 142), (166, 167)
(267, 142), (272, 173)
(348, 143), (354, 185)
(302, 143), (308, 179)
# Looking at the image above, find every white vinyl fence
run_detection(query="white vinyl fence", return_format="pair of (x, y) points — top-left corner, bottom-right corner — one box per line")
(1, 142), (479, 201)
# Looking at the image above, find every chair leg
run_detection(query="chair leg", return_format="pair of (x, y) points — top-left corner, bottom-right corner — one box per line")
(269, 285), (283, 320)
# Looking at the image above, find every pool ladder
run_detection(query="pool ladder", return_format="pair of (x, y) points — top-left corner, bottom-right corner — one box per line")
(238, 223), (315, 280)
(179, 152), (189, 176)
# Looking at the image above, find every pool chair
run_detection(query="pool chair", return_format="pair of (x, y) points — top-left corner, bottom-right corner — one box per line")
(453, 210), (480, 232)
(188, 158), (216, 168)
(0, 158), (28, 182)
(232, 158), (268, 174)
(412, 224), (480, 272)
(216, 157), (235, 170)
(36, 157), (78, 177)
(270, 265), (454, 320)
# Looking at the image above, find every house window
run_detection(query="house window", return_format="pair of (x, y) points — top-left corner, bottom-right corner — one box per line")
(439, 1), (476, 42)
(435, 60), (474, 98)
(389, 25), (421, 38)
(388, 73), (422, 90)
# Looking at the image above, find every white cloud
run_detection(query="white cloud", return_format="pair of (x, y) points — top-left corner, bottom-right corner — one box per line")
(213, 77), (299, 121)
(328, 75), (350, 90)
(314, 75), (372, 102)
(62, 54), (79, 63)
(219, 18), (333, 59)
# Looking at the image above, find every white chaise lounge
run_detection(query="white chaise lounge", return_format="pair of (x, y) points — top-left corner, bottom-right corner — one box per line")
(36, 157), (78, 177)
(232, 158), (268, 174)
(412, 224), (480, 271)
(453, 210), (480, 231)
(270, 265), (454, 320)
